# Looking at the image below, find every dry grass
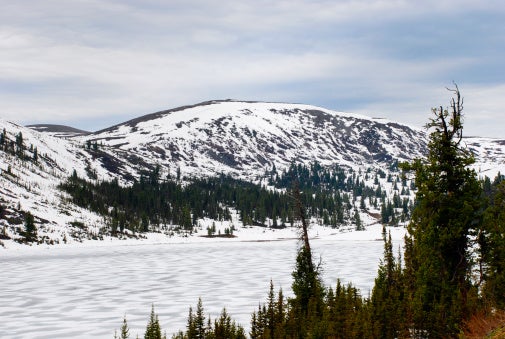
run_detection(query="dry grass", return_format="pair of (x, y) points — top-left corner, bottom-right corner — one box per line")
(462, 309), (505, 338)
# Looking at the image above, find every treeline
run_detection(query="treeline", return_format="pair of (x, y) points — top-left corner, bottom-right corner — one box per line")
(60, 159), (416, 235)
(115, 87), (505, 338)
(60, 170), (294, 233)
(60, 161), (408, 234)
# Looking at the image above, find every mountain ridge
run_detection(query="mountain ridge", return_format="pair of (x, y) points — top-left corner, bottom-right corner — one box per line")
(1, 100), (504, 247)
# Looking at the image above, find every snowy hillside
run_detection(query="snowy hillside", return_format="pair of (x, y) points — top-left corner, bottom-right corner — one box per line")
(85, 100), (428, 179)
(0, 100), (504, 248)
(0, 120), (117, 247)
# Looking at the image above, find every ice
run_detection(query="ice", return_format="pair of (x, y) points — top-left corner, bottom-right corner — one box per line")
(0, 226), (404, 338)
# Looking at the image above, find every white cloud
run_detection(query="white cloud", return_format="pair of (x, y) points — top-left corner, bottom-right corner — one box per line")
(0, 0), (503, 137)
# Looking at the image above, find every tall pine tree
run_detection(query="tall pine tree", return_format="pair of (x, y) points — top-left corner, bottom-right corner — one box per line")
(401, 85), (482, 337)
(288, 181), (325, 337)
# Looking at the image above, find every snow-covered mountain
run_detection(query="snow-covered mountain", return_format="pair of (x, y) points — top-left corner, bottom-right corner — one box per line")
(0, 100), (504, 247)
(86, 100), (428, 179)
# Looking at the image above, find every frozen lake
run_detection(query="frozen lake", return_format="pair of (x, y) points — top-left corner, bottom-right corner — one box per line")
(1, 234), (398, 338)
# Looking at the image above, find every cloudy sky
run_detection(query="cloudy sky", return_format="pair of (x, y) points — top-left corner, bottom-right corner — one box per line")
(1, 0), (504, 137)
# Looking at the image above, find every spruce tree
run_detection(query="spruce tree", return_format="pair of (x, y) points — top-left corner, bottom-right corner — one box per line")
(15, 132), (23, 157)
(194, 298), (206, 339)
(120, 315), (130, 339)
(289, 181), (324, 337)
(212, 308), (246, 339)
(401, 85), (482, 337)
(370, 229), (404, 338)
(144, 305), (162, 339)
(23, 212), (37, 242)
(480, 180), (505, 308)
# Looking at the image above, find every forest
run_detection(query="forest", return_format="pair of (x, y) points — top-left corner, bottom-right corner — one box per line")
(59, 159), (412, 238)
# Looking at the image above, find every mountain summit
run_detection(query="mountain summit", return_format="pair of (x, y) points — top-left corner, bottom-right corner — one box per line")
(85, 100), (428, 179)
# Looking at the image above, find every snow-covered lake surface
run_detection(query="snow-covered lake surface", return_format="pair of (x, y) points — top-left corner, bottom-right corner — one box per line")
(1, 226), (405, 338)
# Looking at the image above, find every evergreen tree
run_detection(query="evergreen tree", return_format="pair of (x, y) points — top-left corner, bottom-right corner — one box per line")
(289, 181), (324, 337)
(401, 85), (482, 337)
(120, 315), (130, 339)
(23, 211), (37, 242)
(212, 308), (246, 339)
(15, 132), (24, 156)
(33, 146), (38, 162)
(353, 208), (363, 231)
(194, 298), (206, 339)
(144, 305), (163, 339)
(480, 179), (505, 308)
(370, 229), (405, 338)
(185, 298), (206, 339)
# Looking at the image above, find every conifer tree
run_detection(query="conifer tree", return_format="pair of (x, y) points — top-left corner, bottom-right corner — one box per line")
(120, 315), (130, 339)
(15, 132), (23, 156)
(401, 85), (482, 337)
(33, 146), (38, 162)
(289, 181), (324, 337)
(370, 229), (404, 338)
(480, 180), (505, 308)
(144, 305), (163, 339)
(212, 308), (246, 339)
(194, 298), (206, 339)
(23, 211), (37, 242)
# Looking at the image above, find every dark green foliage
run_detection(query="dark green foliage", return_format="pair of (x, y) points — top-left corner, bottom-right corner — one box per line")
(15, 132), (23, 156)
(480, 177), (505, 309)
(174, 299), (245, 339)
(188, 298), (205, 339)
(33, 146), (38, 162)
(252, 278), (370, 338)
(401, 86), (482, 337)
(23, 211), (37, 242)
(324, 280), (369, 338)
(369, 229), (405, 338)
(114, 315), (130, 339)
(250, 282), (287, 339)
(144, 305), (164, 339)
(60, 167), (375, 234)
(211, 308), (246, 339)
(121, 316), (130, 339)
(60, 173), (293, 233)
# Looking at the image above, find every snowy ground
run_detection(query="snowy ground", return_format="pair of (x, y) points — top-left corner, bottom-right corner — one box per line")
(0, 224), (405, 339)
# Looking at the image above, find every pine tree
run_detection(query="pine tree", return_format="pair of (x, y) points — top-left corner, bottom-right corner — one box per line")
(120, 315), (130, 339)
(23, 212), (37, 242)
(370, 229), (404, 338)
(144, 305), (162, 339)
(15, 132), (23, 156)
(480, 179), (505, 308)
(212, 308), (246, 339)
(289, 181), (324, 337)
(401, 85), (482, 337)
(194, 298), (206, 339)
(33, 146), (38, 162)
(186, 306), (196, 338)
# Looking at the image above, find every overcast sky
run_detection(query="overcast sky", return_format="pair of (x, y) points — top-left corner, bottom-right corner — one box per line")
(1, 0), (504, 137)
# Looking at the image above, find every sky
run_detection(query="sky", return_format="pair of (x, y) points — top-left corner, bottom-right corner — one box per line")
(0, 0), (504, 137)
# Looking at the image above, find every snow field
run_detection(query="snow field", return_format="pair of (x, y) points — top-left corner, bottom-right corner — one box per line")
(0, 224), (405, 339)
